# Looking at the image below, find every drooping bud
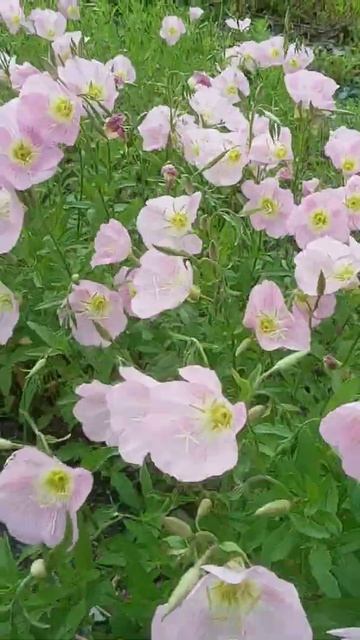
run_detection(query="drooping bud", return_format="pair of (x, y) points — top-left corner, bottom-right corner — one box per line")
(255, 499), (291, 517)
(104, 113), (126, 140)
(163, 516), (193, 539)
(248, 405), (267, 424)
(196, 498), (212, 524)
(323, 354), (342, 371)
(188, 285), (201, 302)
(0, 438), (18, 450)
(30, 559), (47, 579)
(162, 565), (202, 620)
(161, 163), (178, 188)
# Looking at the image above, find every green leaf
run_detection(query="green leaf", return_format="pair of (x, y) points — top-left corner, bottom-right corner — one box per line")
(309, 545), (341, 598)
(290, 514), (331, 539)
(140, 463), (153, 497)
(111, 470), (142, 510)
(27, 321), (68, 352)
(325, 378), (360, 413)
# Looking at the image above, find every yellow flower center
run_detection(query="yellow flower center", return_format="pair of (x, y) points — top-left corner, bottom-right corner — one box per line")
(210, 579), (261, 615)
(227, 148), (241, 164)
(168, 26), (178, 36)
(259, 314), (278, 335)
(115, 70), (126, 81)
(243, 53), (254, 63)
(50, 96), (75, 122)
(10, 140), (36, 166)
(270, 47), (280, 58)
(289, 57), (299, 69)
(260, 196), (279, 217)
(207, 401), (233, 431)
(169, 210), (189, 232)
(0, 293), (13, 312)
(310, 208), (329, 231)
(85, 293), (110, 318)
(274, 144), (287, 160)
(192, 143), (200, 157)
(0, 192), (11, 220)
(226, 84), (238, 96)
(11, 14), (21, 26)
(86, 81), (104, 101)
(294, 289), (310, 308)
(47, 29), (56, 39)
(346, 194), (360, 213)
(334, 264), (356, 282)
(341, 157), (356, 173)
(68, 6), (79, 19)
(40, 468), (73, 503)
(128, 283), (137, 298)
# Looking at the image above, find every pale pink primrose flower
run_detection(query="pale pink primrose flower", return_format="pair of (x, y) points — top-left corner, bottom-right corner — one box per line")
(283, 43), (314, 74)
(0, 0), (24, 34)
(188, 71), (212, 90)
(276, 164), (293, 181)
(226, 41), (263, 72)
(294, 236), (360, 295)
(242, 178), (293, 239)
(328, 629), (360, 639)
(131, 248), (193, 319)
(292, 290), (336, 328)
(91, 218), (131, 268)
(285, 70), (338, 111)
(65, 279), (127, 347)
(189, 7), (204, 22)
(9, 61), (40, 92)
(324, 126), (360, 176)
(203, 131), (249, 187)
(148, 366), (247, 482)
(106, 54), (136, 89)
(302, 178), (320, 196)
(160, 16), (186, 46)
(138, 105), (171, 151)
(57, 0), (80, 20)
(0, 446), (93, 547)
(180, 125), (224, 169)
(0, 281), (19, 345)
(222, 105), (250, 138)
(252, 114), (270, 136)
(119, 365), (159, 387)
(287, 188), (349, 248)
(243, 280), (311, 352)
(258, 36), (285, 67)
(211, 66), (250, 103)
(249, 126), (293, 167)
(344, 175), (360, 230)
(29, 9), (66, 41)
(58, 57), (117, 114)
(0, 98), (63, 191)
(74, 380), (117, 446)
(152, 563), (312, 640)
(114, 266), (138, 316)
(137, 192), (202, 255)
(225, 17), (251, 31)
(320, 402), (360, 482)
(52, 31), (82, 64)
(0, 185), (25, 254)
(189, 87), (232, 126)
(20, 72), (82, 146)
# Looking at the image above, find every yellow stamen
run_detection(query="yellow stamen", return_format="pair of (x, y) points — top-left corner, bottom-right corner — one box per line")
(274, 144), (287, 160)
(47, 29), (56, 39)
(260, 197), (278, 217)
(227, 148), (241, 163)
(209, 579), (261, 615)
(334, 264), (356, 282)
(10, 140), (36, 167)
(346, 194), (360, 213)
(270, 48), (280, 58)
(86, 81), (104, 101)
(342, 158), (356, 173)
(310, 209), (329, 232)
(85, 293), (110, 318)
(259, 314), (278, 335)
(168, 26), (178, 36)
(40, 468), (73, 503)
(207, 401), (233, 431)
(50, 96), (75, 122)
(169, 211), (189, 232)
(226, 84), (238, 96)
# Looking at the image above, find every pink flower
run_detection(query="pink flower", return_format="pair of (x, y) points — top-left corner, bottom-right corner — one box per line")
(180, 125), (223, 169)
(344, 175), (360, 230)
(285, 70), (338, 111)
(29, 9), (66, 41)
(225, 17), (251, 31)
(160, 16), (186, 46)
(0, 282), (19, 344)
(243, 280), (311, 351)
(320, 402), (360, 481)
(138, 105), (171, 151)
(328, 630), (360, 640)
(189, 7), (204, 22)
(188, 71), (212, 90)
(203, 131), (249, 186)
(294, 236), (360, 295)
(325, 126), (360, 176)
(0, 446), (92, 547)
(258, 36), (285, 67)
(226, 41), (263, 72)
(73, 380), (117, 446)
(242, 178), (293, 238)
(189, 87), (232, 126)
(9, 60), (40, 91)
(302, 178), (320, 196)
(0, 98), (63, 191)
(292, 290), (336, 328)
(152, 563), (312, 640)
(91, 218), (131, 267)
(0, 185), (25, 254)
(20, 72), (82, 146)
(212, 67), (250, 103)
(114, 266), (138, 315)
(283, 43), (314, 74)
(52, 31), (82, 64)
(287, 188), (349, 248)
(57, 0), (80, 20)
(131, 248), (193, 319)
(65, 279), (127, 347)
(249, 126), (293, 166)
(0, 0), (24, 34)
(106, 54), (136, 88)
(137, 192), (202, 255)
(148, 366), (247, 481)
(58, 57), (117, 114)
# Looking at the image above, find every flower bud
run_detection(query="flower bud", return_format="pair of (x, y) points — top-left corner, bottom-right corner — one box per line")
(162, 565), (201, 619)
(104, 113), (126, 140)
(323, 354), (341, 371)
(163, 516), (193, 539)
(255, 499), (291, 517)
(71, 273), (80, 283)
(30, 559), (47, 579)
(0, 438), (17, 450)
(161, 163), (178, 188)
(188, 285), (201, 302)
(248, 405), (267, 424)
(196, 498), (212, 523)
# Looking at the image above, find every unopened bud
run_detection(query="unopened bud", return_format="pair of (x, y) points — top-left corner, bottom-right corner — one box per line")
(248, 405), (267, 424)
(161, 163), (178, 187)
(208, 240), (218, 261)
(71, 273), (80, 283)
(188, 285), (201, 302)
(235, 337), (252, 357)
(0, 438), (17, 450)
(104, 113), (126, 140)
(196, 498), (212, 524)
(30, 559), (47, 579)
(255, 499), (291, 517)
(162, 565), (201, 619)
(323, 354), (342, 371)
(163, 516), (193, 539)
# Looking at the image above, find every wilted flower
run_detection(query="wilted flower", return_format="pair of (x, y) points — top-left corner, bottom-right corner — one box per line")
(138, 105), (171, 151)
(0, 185), (25, 254)
(57, 0), (80, 20)
(0, 446), (93, 547)
(91, 218), (131, 267)
(0, 0), (24, 34)
(285, 70), (338, 111)
(283, 43), (314, 74)
(58, 56), (117, 114)
(211, 66), (250, 103)
(137, 192), (202, 254)
(325, 126), (360, 177)
(0, 282), (19, 345)
(161, 163), (178, 186)
(104, 113), (126, 140)
(243, 280), (311, 351)
(52, 31), (82, 64)
(106, 54), (136, 88)
(320, 403), (360, 481)
(188, 71), (212, 90)
(242, 178), (293, 238)
(225, 17), (251, 31)
(189, 7), (204, 22)
(287, 188), (348, 248)
(160, 16), (186, 46)
(29, 8), (66, 41)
